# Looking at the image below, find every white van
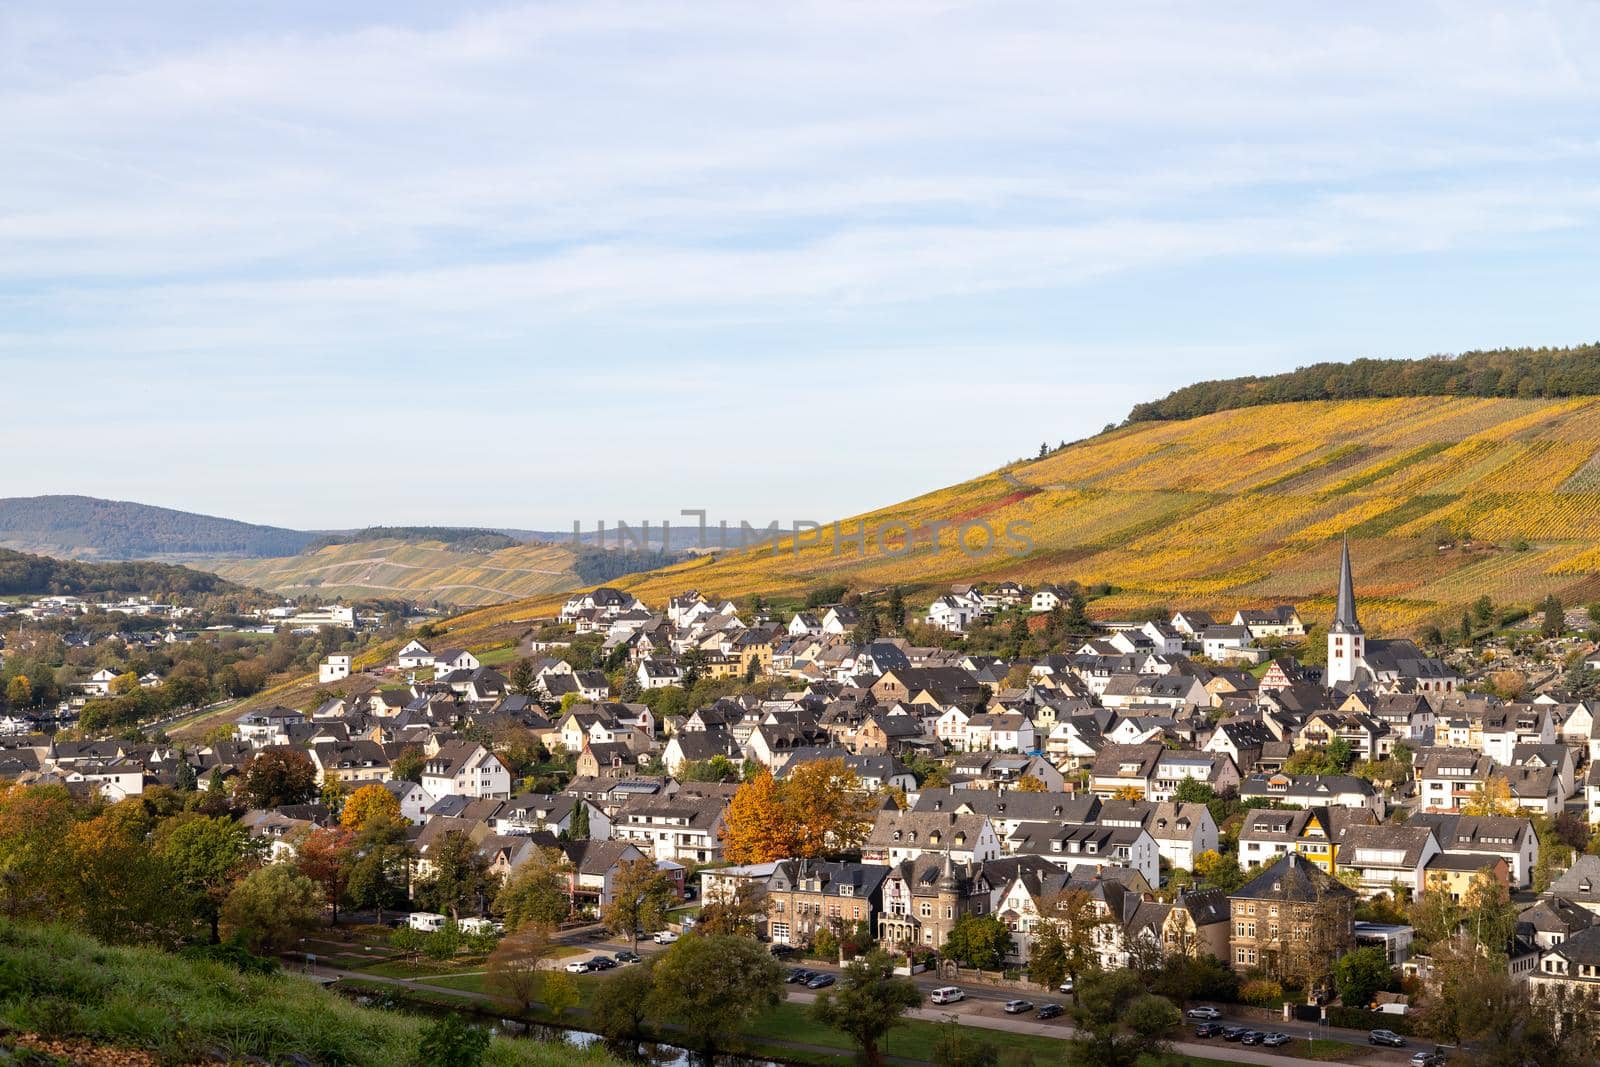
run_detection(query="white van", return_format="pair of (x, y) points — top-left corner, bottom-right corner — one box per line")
(458, 917), (501, 935)
(930, 986), (965, 1004)
(407, 911), (447, 932)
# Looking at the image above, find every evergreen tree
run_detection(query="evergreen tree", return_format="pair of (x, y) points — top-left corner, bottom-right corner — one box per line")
(1543, 595), (1566, 637)
(886, 586), (905, 631)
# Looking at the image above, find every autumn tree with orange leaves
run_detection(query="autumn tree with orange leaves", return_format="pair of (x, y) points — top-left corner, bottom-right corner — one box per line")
(721, 758), (875, 863)
(340, 783), (402, 831)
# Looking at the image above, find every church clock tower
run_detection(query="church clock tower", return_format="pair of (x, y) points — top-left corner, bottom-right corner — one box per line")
(1326, 535), (1363, 688)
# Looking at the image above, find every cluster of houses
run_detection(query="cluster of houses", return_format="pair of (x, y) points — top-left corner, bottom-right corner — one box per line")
(13, 542), (1600, 1003)
(0, 594), (196, 622)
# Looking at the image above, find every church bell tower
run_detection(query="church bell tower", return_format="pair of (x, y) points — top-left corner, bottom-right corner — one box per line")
(1326, 535), (1363, 688)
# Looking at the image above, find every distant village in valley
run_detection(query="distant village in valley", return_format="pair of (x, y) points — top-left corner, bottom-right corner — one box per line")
(8, 530), (1600, 1058)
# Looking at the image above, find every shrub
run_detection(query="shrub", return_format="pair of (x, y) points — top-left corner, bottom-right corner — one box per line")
(1240, 978), (1284, 1007)
(416, 1014), (489, 1067)
(1328, 1004), (1411, 1034)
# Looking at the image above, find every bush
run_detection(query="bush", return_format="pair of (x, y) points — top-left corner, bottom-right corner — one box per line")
(810, 928), (839, 961)
(178, 941), (279, 975)
(1240, 978), (1284, 1007)
(1328, 1004), (1411, 1034)
(416, 1013), (489, 1067)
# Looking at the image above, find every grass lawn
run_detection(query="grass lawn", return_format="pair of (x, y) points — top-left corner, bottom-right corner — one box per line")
(358, 957), (490, 979)
(426, 972), (488, 994)
(476, 646), (520, 666)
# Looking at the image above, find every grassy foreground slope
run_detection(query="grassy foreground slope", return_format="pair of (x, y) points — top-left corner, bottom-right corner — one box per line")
(0, 920), (615, 1067)
(441, 396), (1600, 639)
(203, 538), (583, 608)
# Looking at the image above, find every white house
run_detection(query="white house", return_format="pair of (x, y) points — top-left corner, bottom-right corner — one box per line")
(396, 641), (434, 670)
(421, 741), (511, 800)
(319, 654), (352, 684)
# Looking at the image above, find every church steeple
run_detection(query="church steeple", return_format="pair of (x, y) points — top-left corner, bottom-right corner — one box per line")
(1327, 535), (1364, 688)
(1331, 534), (1361, 635)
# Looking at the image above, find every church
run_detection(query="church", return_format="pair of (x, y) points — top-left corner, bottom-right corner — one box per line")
(1325, 537), (1459, 696)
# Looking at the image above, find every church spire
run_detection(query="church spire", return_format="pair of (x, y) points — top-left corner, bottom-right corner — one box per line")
(1332, 534), (1361, 634)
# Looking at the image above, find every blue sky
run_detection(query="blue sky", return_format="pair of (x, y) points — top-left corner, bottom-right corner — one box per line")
(5, 2), (1600, 531)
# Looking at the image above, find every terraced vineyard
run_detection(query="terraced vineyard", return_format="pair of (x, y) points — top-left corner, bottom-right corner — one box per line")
(200, 537), (582, 607)
(424, 396), (1600, 642)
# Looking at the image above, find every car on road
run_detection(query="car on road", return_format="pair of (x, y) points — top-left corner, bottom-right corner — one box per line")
(1370, 1029), (1406, 1048)
(1057, 978), (1074, 994)
(769, 944), (796, 958)
(806, 974), (836, 989)
(1036, 1003), (1063, 1020)
(1185, 1006), (1222, 1020)
(930, 987), (965, 1005)
(1410, 1052), (1447, 1067)
(1239, 1031), (1265, 1046)
(787, 968), (815, 984)
(565, 959), (594, 973)
(1222, 1026), (1249, 1041)
(653, 931), (679, 944)
(588, 956), (617, 971)
(1263, 1033), (1291, 1047)
(1193, 1023), (1223, 1039)
(613, 950), (640, 964)
(1002, 1000), (1034, 1015)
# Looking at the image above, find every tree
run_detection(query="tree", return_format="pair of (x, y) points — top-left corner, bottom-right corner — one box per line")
(782, 758), (875, 857)
(932, 1022), (998, 1067)
(158, 815), (261, 943)
(695, 880), (766, 938)
(647, 934), (784, 1055)
(1013, 774), (1047, 793)
(4, 675), (30, 708)
(720, 769), (795, 863)
(494, 846), (572, 931)
(810, 949), (923, 1067)
(221, 862), (325, 953)
(346, 814), (410, 925)
(390, 747), (424, 783)
(602, 858), (674, 951)
(1172, 778), (1216, 805)
(568, 800), (590, 841)
(1066, 970), (1180, 1067)
(942, 915), (1011, 971)
(484, 926), (548, 1012)
(591, 962), (655, 1047)
(1473, 595), (1495, 626)
(340, 783), (401, 831)
(1462, 775), (1518, 817)
(1332, 945), (1393, 1009)
(294, 826), (354, 924)
(413, 830), (489, 920)
(1462, 867), (1519, 956)
(1543, 594), (1566, 638)
(1193, 849), (1245, 892)
(234, 748), (317, 808)
(1026, 914), (1068, 991)
(539, 970), (580, 1019)
(508, 658), (535, 695)
(416, 1014), (489, 1067)
(1039, 888), (1106, 999)
(886, 587), (906, 631)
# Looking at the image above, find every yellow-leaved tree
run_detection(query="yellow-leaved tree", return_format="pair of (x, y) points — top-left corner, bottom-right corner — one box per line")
(340, 783), (402, 831)
(721, 758), (875, 863)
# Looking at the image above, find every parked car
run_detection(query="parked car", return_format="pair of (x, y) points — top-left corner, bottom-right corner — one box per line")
(1193, 1023), (1223, 1039)
(1222, 1026), (1249, 1041)
(1036, 1003), (1063, 1020)
(1410, 1052), (1447, 1066)
(1370, 1029), (1406, 1048)
(588, 956), (617, 971)
(1240, 1031), (1265, 1046)
(613, 950), (641, 964)
(787, 968), (815, 984)
(654, 931), (679, 944)
(930, 987), (965, 1005)
(565, 959), (594, 973)
(1003, 1000), (1034, 1015)
(769, 944), (796, 958)
(1263, 1033), (1291, 1047)
(1186, 1006), (1222, 1020)
(806, 974), (836, 989)
(1057, 978), (1074, 994)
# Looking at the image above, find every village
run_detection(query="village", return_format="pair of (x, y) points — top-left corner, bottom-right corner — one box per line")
(3, 538), (1600, 1062)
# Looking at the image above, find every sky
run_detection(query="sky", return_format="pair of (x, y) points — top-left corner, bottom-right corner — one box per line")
(5, 2), (1600, 532)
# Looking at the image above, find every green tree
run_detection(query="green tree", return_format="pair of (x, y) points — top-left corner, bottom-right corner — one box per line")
(485, 925), (549, 1013)
(416, 1014), (489, 1067)
(1026, 915), (1068, 992)
(568, 800), (590, 841)
(942, 915), (1012, 971)
(221, 862), (325, 953)
(1171, 777), (1216, 805)
(1066, 970), (1181, 1067)
(158, 815), (261, 943)
(413, 830), (489, 920)
(1040, 888), (1106, 1000)
(539, 970), (580, 1018)
(809, 948), (922, 1067)
(647, 934), (784, 1055)
(494, 846), (572, 931)
(345, 814), (410, 925)
(886, 586), (906, 631)
(389, 747), (424, 783)
(590, 961), (656, 1047)
(1473, 595), (1495, 626)
(508, 658), (535, 695)
(1332, 945), (1393, 1009)
(1543, 594), (1566, 638)
(234, 748), (317, 808)
(602, 858), (675, 951)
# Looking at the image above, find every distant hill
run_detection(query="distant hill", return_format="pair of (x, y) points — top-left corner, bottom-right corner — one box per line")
(306, 526), (525, 553)
(0, 548), (244, 597)
(1127, 343), (1600, 423)
(0, 495), (313, 559)
(436, 394), (1600, 640)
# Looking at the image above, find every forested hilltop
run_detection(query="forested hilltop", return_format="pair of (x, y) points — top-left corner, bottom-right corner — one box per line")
(0, 495), (313, 558)
(0, 548), (245, 597)
(306, 527), (524, 552)
(1127, 344), (1600, 423)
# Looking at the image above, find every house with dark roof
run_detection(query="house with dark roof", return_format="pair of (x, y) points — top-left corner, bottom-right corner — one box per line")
(1227, 853), (1356, 983)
